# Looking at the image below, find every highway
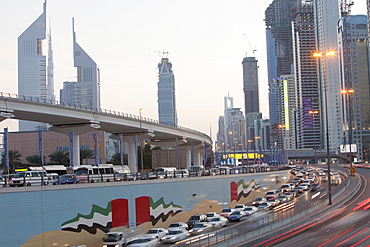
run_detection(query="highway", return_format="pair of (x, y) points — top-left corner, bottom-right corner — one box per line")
(250, 167), (370, 247)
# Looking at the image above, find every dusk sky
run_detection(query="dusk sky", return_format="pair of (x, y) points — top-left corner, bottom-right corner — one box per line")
(0, 0), (367, 140)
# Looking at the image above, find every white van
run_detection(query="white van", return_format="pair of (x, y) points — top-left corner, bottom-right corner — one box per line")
(9, 171), (52, 187)
(153, 167), (177, 178)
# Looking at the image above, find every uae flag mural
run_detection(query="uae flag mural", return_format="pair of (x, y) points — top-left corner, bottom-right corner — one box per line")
(61, 196), (182, 233)
(230, 179), (260, 202)
(61, 199), (129, 234)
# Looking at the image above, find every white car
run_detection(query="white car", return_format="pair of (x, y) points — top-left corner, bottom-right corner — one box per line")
(167, 222), (188, 231)
(144, 228), (168, 239)
(160, 229), (188, 243)
(208, 216), (228, 228)
(258, 202), (272, 210)
(206, 212), (219, 219)
(127, 236), (159, 247)
(188, 222), (213, 235)
(243, 206), (258, 215)
(300, 183), (309, 190)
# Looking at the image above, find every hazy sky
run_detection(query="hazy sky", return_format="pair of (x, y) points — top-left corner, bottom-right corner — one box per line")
(0, 0), (367, 140)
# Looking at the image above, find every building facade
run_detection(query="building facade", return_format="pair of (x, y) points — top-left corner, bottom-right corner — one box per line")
(292, 0), (321, 150)
(157, 57), (178, 126)
(338, 14), (370, 161)
(18, 1), (54, 131)
(242, 57), (259, 114)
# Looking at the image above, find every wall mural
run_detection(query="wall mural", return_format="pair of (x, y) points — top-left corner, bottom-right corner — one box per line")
(20, 177), (272, 247)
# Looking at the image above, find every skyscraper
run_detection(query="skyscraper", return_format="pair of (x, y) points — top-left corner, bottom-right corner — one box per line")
(60, 18), (101, 110)
(157, 57), (177, 126)
(291, 0), (320, 149)
(242, 57), (259, 115)
(338, 14), (370, 161)
(18, 1), (54, 130)
(314, 0), (343, 151)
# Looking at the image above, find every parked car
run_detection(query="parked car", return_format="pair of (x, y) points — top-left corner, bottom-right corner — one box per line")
(219, 208), (235, 218)
(252, 197), (267, 206)
(167, 222), (188, 231)
(208, 216), (228, 228)
(174, 169), (189, 178)
(228, 210), (247, 221)
(243, 206), (258, 215)
(0, 176), (5, 187)
(144, 228), (168, 239)
(53, 174), (79, 185)
(187, 214), (208, 229)
(189, 222), (213, 235)
(160, 230), (188, 243)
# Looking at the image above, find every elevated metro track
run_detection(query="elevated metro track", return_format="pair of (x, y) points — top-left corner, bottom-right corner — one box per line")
(0, 92), (211, 146)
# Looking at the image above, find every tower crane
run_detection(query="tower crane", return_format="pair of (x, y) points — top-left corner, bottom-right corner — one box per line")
(149, 49), (169, 58)
(243, 33), (257, 56)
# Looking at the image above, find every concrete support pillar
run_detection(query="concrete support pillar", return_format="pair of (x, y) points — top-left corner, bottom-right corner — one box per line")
(185, 148), (192, 168)
(72, 133), (80, 167)
(128, 141), (137, 173)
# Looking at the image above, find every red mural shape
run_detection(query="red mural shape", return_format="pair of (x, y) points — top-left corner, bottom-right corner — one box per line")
(111, 199), (129, 228)
(230, 182), (238, 202)
(135, 196), (151, 226)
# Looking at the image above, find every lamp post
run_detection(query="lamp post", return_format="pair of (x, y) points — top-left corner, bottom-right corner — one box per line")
(255, 136), (260, 164)
(139, 108), (144, 172)
(314, 51), (334, 205)
(247, 139), (252, 165)
(309, 110), (319, 164)
(210, 123), (213, 165)
(341, 89), (354, 169)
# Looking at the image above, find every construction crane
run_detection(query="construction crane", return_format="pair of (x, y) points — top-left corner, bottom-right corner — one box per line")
(340, 0), (354, 17)
(243, 33), (257, 56)
(149, 49), (169, 58)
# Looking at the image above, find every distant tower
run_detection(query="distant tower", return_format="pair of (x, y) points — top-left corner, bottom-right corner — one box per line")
(69, 18), (101, 110)
(242, 57), (259, 115)
(18, 1), (54, 131)
(157, 57), (177, 126)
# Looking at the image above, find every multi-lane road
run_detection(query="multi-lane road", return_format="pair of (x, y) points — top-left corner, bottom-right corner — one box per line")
(249, 167), (370, 247)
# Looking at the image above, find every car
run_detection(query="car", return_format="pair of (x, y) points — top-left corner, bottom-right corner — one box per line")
(295, 186), (303, 193)
(252, 197), (267, 206)
(219, 208), (235, 218)
(160, 229), (188, 243)
(258, 202), (272, 210)
(208, 216), (228, 228)
(53, 174), (79, 185)
(234, 204), (246, 210)
(243, 206), (258, 215)
(205, 212), (219, 219)
(267, 198), (280, 207)
(187, 214), (208, 229)
(167, 222), (188, 231)
(310, 183), (321, 191)
(283, 192), (293, 200)
(174, 169), (189, 178)
(321, 176), (328, 182)
(0, 176), (6, 187)
(289, 189), (298, 197)
(280, 184), (291, 192)
(188, 222), (213, 235)
(277, 194), (288, 203)
(307, 177), (315, 183)
(303, 179), (311, 186)
(265, 190), (279, 199)
(300, 183), (309, 191)
(144, 228), (168, 239)
(127, 236), (159, 247)
(228, 210), (248, 221)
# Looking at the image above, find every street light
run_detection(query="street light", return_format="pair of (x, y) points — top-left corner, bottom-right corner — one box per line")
(210, 123), (213, 165)
(341, 89), (354, 169)
(139, 108), (144, 172)
(314, 51), (335, 205)
(247, 139), (252, 165)
(309, 110), (319, 164)
(255, 136), (260, 164)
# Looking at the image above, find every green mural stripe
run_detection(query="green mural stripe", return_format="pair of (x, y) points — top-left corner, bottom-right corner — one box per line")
(150, 197), (181, 210)
(61, 202), (112, 226)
